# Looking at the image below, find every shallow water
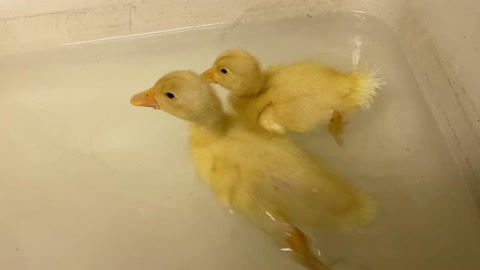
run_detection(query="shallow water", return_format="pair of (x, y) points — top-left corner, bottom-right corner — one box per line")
(1, 12), (480, 270)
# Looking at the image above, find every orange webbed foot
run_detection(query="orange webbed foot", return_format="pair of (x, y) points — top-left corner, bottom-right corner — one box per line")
(286, 227), (331, 270)
(328, 111), (348, 146)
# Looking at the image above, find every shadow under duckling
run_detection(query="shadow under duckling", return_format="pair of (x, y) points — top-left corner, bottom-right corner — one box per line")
(130, 70), (376, 270)
(202, 49), (384, 146)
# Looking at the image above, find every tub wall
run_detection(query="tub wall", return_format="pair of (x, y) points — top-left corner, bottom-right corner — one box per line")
(0, 0), (126, 19)
(396, 0), (480, 206)
(413, 0), (480, 129)
(1, 0), (479, 203)
(0, 0), (400, 54)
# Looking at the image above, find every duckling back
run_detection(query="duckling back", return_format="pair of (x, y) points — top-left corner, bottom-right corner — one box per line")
(266, 61), (381, 112)
(230, 61), (383, 134)
(242, 134), (376, 230)
(189, 117), (375, 230)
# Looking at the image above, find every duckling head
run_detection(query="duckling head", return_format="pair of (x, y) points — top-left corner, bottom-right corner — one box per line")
(130, 70), (224, 126)
(202, 49), (262, 97)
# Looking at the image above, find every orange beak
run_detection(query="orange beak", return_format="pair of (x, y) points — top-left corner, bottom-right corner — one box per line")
(201, 68), (217, 83)
(130, 88), (159, 108)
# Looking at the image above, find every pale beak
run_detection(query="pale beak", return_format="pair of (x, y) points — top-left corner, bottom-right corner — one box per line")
(130, 88), (159, 108)
(201, 68), (217, 83)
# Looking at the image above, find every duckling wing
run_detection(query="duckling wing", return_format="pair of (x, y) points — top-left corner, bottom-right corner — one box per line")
(208, 143), (375, 231)
(191, 125), (374, 231)
(262, 65), (339, 132)
(264, 62), (380, 132)
(242, 141), (376, 230)
(261, 167), (375, 230)
(200, 156), (293, 240)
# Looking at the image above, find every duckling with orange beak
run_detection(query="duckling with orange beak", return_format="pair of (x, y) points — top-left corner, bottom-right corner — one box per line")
(202, 49), (384, 145)
(130, 70), (375, 270)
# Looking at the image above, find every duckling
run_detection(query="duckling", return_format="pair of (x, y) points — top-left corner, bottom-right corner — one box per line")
(130, 71), (376, 270)
(202, 49), (384, 145)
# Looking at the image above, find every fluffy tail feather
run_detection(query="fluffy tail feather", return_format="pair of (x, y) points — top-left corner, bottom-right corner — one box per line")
(348, 66), (386, 110)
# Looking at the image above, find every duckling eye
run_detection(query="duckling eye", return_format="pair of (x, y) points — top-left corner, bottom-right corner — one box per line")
(165, 92), (175, 99)
(220, 68), (228, 74)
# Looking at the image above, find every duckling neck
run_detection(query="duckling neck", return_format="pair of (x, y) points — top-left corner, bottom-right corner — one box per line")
(192, 112), (229, 134)
(238, 84), (264, 98)
(235, 72), (268, 98)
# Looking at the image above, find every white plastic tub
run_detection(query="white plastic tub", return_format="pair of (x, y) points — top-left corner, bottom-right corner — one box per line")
(1, 1), (479, 270)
